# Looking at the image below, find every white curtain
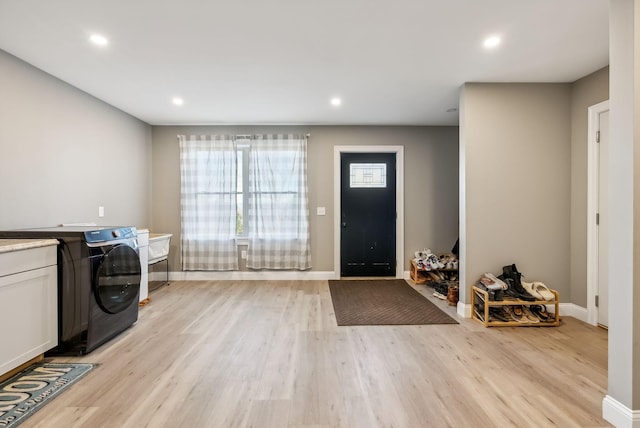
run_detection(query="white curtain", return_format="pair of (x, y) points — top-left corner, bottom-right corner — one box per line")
(179, 135), (238, 270)
(246, 134), (311, 270)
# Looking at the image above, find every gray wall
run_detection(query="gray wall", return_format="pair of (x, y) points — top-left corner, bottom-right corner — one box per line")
(607, 0), (639, 411)
(0, 50), (152, 229)
(569, 67), (609, 307)
(460, 83), (572, 303)
(151, 125), (459, 272)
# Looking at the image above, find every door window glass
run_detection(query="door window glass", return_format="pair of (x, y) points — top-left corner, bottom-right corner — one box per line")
(350, 163), (386, 188)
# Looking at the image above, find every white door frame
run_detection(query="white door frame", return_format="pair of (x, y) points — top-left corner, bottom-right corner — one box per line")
(587, 100), (609, 326)
(333, 145), (404, 279)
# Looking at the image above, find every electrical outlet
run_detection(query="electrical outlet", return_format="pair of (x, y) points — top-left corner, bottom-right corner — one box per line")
(317, 206), (326, 216)
(98, 206), (105, 217)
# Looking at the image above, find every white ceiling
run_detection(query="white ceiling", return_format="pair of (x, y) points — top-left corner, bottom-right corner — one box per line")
(0, 0), (609, 126)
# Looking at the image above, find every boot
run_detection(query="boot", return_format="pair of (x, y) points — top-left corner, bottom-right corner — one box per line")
(502, 264), (536, 301)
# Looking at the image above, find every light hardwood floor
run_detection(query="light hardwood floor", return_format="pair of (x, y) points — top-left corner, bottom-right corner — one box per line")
(24, 280), (610, 428)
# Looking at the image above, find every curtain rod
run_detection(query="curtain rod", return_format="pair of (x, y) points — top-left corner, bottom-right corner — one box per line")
(177, 133), (311, 141)
(235, 133), (310, 138)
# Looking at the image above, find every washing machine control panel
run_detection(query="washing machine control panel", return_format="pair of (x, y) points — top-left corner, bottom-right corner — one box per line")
(85, 227), (137, 244)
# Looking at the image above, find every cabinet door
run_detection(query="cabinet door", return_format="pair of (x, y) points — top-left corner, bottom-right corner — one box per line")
(0, 265), (58, 376)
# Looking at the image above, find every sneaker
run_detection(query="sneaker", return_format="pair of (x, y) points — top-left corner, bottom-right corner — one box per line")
(433, 291), (447, 300)
(479, 273), (507, 291)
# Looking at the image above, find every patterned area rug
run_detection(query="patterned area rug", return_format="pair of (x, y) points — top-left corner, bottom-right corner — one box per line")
(0, 362), (94, 427)
(328, 279), (458, 326)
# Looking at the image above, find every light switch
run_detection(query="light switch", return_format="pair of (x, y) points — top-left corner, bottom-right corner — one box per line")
(317, 207), (326, 216)
(98, 206), (105, 217)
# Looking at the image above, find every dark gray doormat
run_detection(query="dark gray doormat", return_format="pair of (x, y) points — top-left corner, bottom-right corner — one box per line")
(0, 362), (94, 427)
(328, 279), (458, 326)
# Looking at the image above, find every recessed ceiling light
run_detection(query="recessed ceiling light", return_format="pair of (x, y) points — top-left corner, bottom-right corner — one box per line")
(483, 35), (501, 49)
(330, 97), (342, 106)
(90, 34), (108, 46)
(172, 97), (184, 106)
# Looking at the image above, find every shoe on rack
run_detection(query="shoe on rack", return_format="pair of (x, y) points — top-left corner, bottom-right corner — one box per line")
(521, 281), (543, 300)
(500, 276), (531, 301)
(504, 305), (528, 323)
(488, 307), (509, 322)
(522, 306), (540, 323)
(501, 264), (537, 301)
(531, 282), (555, 301)
(479, 272), (508, 291)
(529, 305), (553, 322)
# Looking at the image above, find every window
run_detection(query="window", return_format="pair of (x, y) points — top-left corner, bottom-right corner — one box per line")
(236, 142), (249, 236)
(179, 134), (311, 271)
(350, 163), (387, 188)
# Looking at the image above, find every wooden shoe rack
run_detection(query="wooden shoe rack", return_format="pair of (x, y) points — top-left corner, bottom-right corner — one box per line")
(471, 286), (560, 327)
(409, 259), (457, 284)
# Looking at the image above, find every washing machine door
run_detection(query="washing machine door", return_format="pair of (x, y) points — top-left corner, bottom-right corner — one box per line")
(95, 244), (141, 314)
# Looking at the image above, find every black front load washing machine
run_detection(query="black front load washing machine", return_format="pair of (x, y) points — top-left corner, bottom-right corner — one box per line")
(0, 226), (141, 354)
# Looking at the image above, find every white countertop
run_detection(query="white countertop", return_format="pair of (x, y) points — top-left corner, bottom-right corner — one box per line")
(0, 238), (59, 254)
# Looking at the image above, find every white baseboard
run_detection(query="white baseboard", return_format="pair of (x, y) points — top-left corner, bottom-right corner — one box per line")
(603, 395), (640, 427)
(458, 302), (471, 318)
(558, 303), (588, 323)
(161, 270), (337, 281)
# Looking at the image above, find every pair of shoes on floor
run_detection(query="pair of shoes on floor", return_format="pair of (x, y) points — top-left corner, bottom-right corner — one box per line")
(433, 291), (447, 300)
(521, 281), (555, 301)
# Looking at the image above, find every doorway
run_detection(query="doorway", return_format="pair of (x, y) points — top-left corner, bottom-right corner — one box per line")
(340, 152), (396, 276)
(333, 146), (404, 279)
(587, 100), (610, 327)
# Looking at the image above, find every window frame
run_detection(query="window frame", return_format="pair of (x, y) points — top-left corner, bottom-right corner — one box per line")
(236, 141), (250, 243)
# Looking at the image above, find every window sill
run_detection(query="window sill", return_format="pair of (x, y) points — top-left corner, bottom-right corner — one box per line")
(235, 237), (249, 246)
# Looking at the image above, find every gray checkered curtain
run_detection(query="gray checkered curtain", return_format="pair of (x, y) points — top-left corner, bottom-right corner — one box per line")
(246, 134), (311, 270)
(179, 135), (239, 270)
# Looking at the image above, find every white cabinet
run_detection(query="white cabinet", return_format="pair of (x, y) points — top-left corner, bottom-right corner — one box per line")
(137, 229), (149, 303)
(0, 243), (58, 376)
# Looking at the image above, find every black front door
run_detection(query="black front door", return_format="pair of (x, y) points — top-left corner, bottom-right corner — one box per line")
(340, 152), (396, 276)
